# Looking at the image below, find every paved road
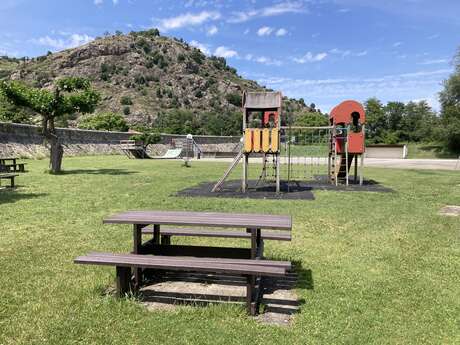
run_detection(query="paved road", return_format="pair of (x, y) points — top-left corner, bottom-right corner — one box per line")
(199, 157), (460, 171)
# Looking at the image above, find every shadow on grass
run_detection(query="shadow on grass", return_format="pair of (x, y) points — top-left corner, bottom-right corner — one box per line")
(96, 259), (312, 317)
(59, 169), (138, 176)
(0, 190), (48, 204)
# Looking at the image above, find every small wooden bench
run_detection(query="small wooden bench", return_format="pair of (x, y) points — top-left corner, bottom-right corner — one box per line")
(75, 252), (289, 314)
(141, 226), (291, 242)
(0, 173), (18, 188)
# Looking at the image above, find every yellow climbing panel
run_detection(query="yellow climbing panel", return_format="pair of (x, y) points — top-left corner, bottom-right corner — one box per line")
(253, 129), (261, 152)
(244, 129), (252, 153)
(262, 128), (270, 152)
(270, 129), (279, 152)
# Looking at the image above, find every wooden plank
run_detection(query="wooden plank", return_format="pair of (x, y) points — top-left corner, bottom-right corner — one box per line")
(74, 254), (286, 277)
(103, 211), (292, 230)
(88, 252), (291, 269)
(141, 227), (291, 241)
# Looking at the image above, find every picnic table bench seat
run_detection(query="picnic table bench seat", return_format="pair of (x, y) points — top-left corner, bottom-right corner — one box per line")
(75, 252), (289, 314)
(0, 173), (19, 188)
(141, 226), (291, 242)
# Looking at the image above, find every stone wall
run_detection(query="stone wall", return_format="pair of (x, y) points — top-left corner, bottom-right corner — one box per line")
(0, 122), (241, 158)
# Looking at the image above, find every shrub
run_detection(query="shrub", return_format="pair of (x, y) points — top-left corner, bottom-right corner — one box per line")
(78, 112), (129, 132)
(225, 92), (242, 107)
(120, 95), (133, 105)
(190, 49), (205, 64)
(130, 131), (161, 145)
(123, 106), (131, 115)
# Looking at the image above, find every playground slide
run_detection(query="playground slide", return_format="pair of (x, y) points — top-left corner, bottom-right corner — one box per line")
(152, 148), (183, 159)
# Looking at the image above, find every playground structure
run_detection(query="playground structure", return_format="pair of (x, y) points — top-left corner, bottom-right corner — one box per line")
(212, 91), (282, 192)
(120, 135), (201, 163)
(212, 92), (366, 193)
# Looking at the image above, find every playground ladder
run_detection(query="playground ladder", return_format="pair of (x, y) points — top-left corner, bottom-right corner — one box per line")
(211, 150), (244, 192)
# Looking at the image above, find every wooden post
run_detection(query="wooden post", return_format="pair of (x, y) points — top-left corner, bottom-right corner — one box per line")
(242, 153), (248, 193)
(275, 154), (280, 193)
(132, 224), (143, 289)
(354, 155), (358, 183)
(360, 153), (364, 185)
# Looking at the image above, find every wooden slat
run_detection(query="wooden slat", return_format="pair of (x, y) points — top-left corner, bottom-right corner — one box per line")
(141, 227), (291, 241)
(103, 211), (292, 230)
(74, 253), (286, 277)
(88, 252), (291, 269)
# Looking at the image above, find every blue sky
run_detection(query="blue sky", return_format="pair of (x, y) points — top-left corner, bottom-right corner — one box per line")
(0, 0), (459, 112)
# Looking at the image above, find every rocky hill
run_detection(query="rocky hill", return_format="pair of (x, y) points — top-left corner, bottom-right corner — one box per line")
(0, 29), (311, 127)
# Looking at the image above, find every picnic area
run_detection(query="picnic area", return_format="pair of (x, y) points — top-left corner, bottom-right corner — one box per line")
(0, 155), (458, 345)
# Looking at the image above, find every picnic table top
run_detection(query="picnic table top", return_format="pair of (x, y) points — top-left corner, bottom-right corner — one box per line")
(103, 210), (292, 230)
(0, 157), (18, 161)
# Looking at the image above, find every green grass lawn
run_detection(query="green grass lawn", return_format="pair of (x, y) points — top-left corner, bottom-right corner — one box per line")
(0, 156), (459, 345)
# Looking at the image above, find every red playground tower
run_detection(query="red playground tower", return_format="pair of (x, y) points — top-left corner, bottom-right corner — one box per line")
(329, 100), (366, 185)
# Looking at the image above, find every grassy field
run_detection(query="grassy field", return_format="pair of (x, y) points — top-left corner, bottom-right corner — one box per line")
(0, 156), (459, 345)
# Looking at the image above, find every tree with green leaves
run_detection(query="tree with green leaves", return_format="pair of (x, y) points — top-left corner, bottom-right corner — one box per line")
(439, 48), (460, 153)
(78, 112), (128, 132)
(0, 77), (100, 173)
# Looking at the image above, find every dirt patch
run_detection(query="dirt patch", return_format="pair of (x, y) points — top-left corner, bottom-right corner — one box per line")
(439, 205), (460, 216)
(138, 270), (301, 326)
(176, 177), (392, 200)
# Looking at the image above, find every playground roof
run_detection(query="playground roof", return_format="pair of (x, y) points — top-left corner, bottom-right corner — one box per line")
(243, 91), (282, 110)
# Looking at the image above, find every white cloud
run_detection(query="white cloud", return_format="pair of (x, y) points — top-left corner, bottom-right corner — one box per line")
(206, 25), (218, 36)
(159, 11), (221, 31)
(275, 28), (288, 36)
(214, 46), (238, 58)
(257, 26), (274, 36)
(329, 48), (368, 58)
(243, 28), (250, 35)
(245, 54), (282, 66)
(330, 48), (351, 57)
(393, 41), (403, 47)
(417, 58), (449, 65)
(427, 34), (439, 40)
(94, 0), (103, 5)
(190, 40), (211, 55)
(32, 33), (94, 51)
(293, 52), (328, 63)
(112, 0), (119, 4)
(228, 2), (305, 23)
(252, 69), (452, 112)
(338, 8), (350, 13)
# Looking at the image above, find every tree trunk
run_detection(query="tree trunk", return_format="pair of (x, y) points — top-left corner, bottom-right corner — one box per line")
(49, 138), (63, 174)
(43, 117), (64, 174)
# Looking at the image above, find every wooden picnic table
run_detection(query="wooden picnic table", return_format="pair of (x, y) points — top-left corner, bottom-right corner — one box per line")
(0, 157), (26, 172)
(0, 157), (17, 165)
(76, 211), (293, 315)
(103, 210), (292, 313)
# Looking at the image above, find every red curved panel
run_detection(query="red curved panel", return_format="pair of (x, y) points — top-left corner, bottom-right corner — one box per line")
(330, 100), (366, 125)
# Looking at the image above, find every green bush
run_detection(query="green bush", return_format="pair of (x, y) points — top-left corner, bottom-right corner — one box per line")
(78, 112), (129, 132)
(120, 96), (133, 105)
(130, 131), (161, 145)
(123, 106), (131, 115)
(225, 92), (242, 107)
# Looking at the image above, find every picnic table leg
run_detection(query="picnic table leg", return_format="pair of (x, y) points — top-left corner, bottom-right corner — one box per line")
(132, 224), (143, 289)
(246, 275), (255, 315)
(153, 224), (160, 245)
(116, 266), (131, 297)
